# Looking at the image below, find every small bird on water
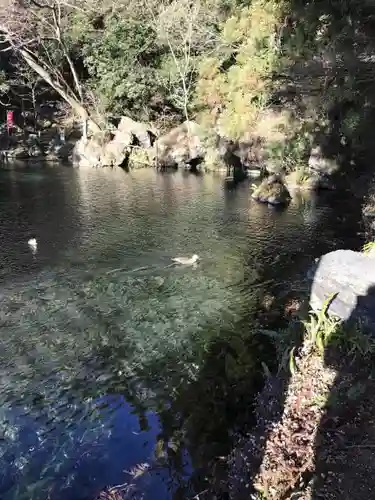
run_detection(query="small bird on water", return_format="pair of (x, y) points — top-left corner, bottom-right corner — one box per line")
(28, 238), (37, 253)
(171, 254), (199, 265)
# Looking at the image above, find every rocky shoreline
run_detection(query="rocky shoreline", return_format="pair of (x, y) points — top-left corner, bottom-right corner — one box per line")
(0, 115), (342, 186)
(1, 114), (354, 217)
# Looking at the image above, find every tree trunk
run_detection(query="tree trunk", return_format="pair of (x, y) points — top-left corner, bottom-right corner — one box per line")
(19, 48), (101, 134)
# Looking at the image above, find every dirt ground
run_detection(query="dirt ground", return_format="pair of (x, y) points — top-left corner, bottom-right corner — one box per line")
(228, 336), (375, 500)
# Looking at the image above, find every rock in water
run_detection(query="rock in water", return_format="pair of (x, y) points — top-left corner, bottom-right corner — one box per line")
(6, 144), (29, 159)
(251, 174), (291, 206)
(72, 131), (113, 168)
(26, 134), (43, 158)
(116, 116), (157, 149)
(310, 249), (375, 334)
(153, 121), (206, 168)
(72, 116), (157, 168)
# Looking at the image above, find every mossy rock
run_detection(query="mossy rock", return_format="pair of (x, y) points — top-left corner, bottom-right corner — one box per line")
(128, 147), (152, 169)
(252, 174), (291, 206)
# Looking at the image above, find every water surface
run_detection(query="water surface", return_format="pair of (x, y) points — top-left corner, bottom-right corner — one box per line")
(0, 165), (365, 499)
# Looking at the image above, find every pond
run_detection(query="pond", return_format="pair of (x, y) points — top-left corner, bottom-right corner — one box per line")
(0, 165), (365, 499)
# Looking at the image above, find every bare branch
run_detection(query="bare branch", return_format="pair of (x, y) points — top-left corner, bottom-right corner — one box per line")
(0, 0), (101, 132)
(147, 0), (202, 124)
(29, 0), (53, 9)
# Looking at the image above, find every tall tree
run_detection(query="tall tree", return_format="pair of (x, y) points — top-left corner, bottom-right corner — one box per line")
(0, 0), (101, 134)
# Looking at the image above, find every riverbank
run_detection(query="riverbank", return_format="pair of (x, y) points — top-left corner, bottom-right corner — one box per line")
(0, 113), (343, 190)
(229, 296), (375, 500)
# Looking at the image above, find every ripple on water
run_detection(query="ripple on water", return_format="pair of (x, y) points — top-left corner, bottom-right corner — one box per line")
(0, 167), (365, 499)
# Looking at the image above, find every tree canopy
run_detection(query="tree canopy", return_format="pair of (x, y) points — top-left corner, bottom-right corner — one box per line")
(0, 0), (375, 165)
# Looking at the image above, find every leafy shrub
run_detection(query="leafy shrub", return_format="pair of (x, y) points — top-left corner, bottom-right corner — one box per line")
(195, 0), (286, 139)
(265, 124), (314, 172)
(76, 15), (167, 120)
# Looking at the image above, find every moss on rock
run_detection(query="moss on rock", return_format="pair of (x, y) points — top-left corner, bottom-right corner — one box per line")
(252, 174), (291, 206)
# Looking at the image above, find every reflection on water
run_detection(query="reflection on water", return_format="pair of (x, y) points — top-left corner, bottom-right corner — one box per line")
(0, 165), (365, 499)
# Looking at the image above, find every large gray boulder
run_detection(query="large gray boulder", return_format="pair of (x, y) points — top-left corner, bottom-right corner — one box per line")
(72, 132), (112, 167)
(26, 134), (43, 157)
(309, 249), (375, 333)
(101, 128), (133, 167)
(215, 136), (265, 173)
(72, 116), (157, 167)
(2, 134), (43, 160)
(153, 121), (206, 168)
(116, 116), (157, 149)
(46, 132), (75, 161)
(6, 144), (30, 159)
(308, 145), (339, 176)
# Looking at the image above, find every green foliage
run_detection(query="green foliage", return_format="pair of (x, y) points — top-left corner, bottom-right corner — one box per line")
(195, 0), (287, 138)
(264, 117), (322, 172)
(266, 133), (308, 173)
(258, 319), (304, 375)
(302, 293), (375, 357)
(71, 14), (166, 119)
(327, 321), (375, 357)
(362, 241), (375, 255)
(4, 0), (375, 172)
(260, 292), (375, 386)
(64, 0), (231, 123)
(303, 293), (341, 354)
(194, 0), (375, 168)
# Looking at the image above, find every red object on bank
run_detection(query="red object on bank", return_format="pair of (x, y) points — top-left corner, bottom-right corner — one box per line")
(6, 111), (14, 132)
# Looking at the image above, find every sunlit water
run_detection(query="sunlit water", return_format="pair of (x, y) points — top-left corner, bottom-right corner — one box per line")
(0, 165), (365, 499)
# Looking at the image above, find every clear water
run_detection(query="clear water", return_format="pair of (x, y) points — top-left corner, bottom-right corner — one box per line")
(0, 165), (365, 499)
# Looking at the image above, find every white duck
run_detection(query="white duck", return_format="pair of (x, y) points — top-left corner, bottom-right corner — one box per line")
(172, 254), (199, 265)
(28, 238), (37, 252)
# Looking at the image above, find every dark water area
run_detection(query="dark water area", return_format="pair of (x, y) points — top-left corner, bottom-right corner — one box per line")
(0, 164), (366, 499)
